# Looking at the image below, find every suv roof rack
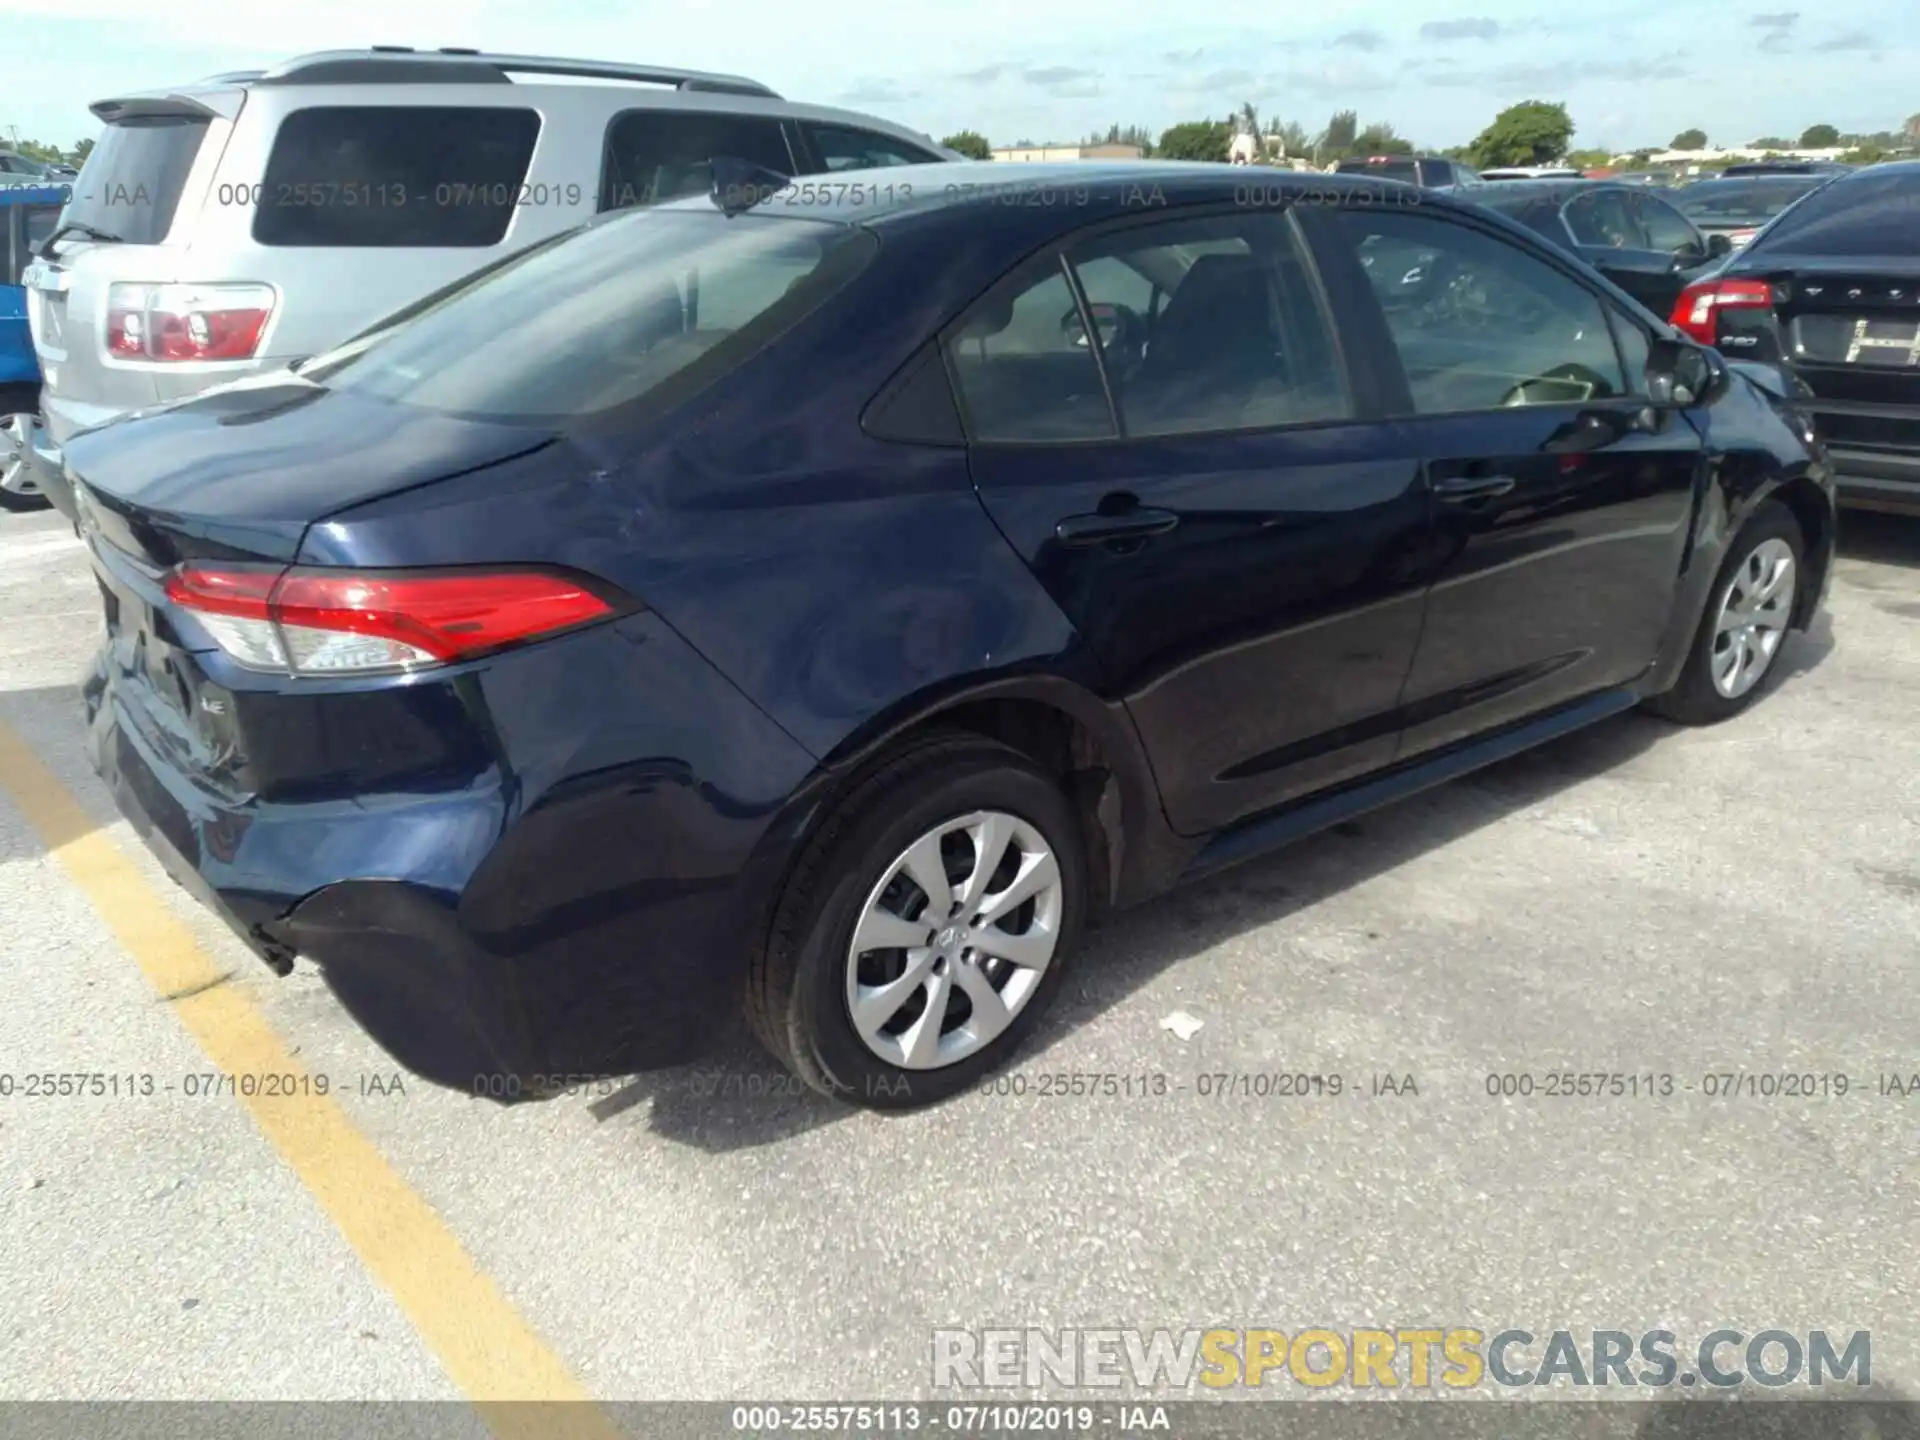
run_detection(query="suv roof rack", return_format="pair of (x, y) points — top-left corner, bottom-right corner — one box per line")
(251, 48), (781, 98)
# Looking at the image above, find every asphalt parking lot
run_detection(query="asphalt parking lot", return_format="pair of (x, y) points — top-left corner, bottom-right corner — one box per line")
(1, 501), (1917, 1410)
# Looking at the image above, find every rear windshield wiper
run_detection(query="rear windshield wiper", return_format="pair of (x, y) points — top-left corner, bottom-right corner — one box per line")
(38, 222), (125, 260)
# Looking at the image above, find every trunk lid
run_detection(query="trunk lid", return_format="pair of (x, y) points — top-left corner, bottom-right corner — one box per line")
(64, 378), (556, 566)
(71, 378), (558, 804)
(1727, 253), (1920, 473)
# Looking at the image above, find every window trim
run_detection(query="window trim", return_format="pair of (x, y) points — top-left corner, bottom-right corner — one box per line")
(942, 199), (1368, 449)
(1314, 199), (1652, 421)
(794, 120), (941, 173)
(596, 107), (800, 215)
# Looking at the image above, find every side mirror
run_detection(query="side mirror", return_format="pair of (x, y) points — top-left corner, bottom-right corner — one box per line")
(1647, 337), (1726, 407)
(1707, 232), (1734, 258)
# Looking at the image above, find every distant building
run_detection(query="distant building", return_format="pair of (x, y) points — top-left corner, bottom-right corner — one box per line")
(1622, 145), (1851, 168)
(991, 142), (1146, 162)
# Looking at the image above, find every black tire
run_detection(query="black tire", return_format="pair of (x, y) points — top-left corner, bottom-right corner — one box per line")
(746, 733), (1088, 1111)
(1645, 501), (1806, 725)
(0, 384), (51, 514)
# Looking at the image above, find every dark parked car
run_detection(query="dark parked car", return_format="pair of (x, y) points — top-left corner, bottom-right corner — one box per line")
(1332, 154), (1484, 192)
(1669, 160), (1920, 514)
(1467, 179), (1732, 315)
(1672, 173), (1831, 253)
(65, 162), (1834, 1109)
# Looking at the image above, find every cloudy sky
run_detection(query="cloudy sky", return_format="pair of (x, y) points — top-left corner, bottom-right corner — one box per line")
(5, 0), (1913, 156)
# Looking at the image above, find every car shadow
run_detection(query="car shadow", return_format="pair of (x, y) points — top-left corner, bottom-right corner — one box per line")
(618, 701), (1690, 1150)
(1838, 508), (1920, 568)
(1632, 1382), (1919, 1439)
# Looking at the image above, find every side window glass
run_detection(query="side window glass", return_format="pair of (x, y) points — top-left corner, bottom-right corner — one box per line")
(600, 112), (794, 213)
(1336, 209), (1627, 413)
(1066, 211), (1351, 437)
(804, 125), (938, 171)
(1636, 194), (1700, 256)
(24, 204), (62, 253)
(1563, 190), (1641, 249)
(253, 107), (540, 247)
(944, 259), (1115, 443)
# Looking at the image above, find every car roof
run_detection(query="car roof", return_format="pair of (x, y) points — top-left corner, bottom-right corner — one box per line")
(1471, 178), (1624, 206)
(643, 160), (1428, 228)
(88, 48), (954, 155)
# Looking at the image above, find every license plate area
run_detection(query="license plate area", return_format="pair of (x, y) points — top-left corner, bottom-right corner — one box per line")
(1795, 313), (1920, 368)
(92, 544), (194, 724)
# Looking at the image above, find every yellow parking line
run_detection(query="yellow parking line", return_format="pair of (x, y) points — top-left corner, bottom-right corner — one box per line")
(0, 722), (625, 1440)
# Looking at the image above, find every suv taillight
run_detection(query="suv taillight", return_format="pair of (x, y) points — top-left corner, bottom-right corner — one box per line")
(106, 283), (275, 362)
(1669, 278), (1773, 346)
(163, 564), (620, 675)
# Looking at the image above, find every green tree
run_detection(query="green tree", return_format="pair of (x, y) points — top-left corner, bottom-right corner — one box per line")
(1352, 122), (1413, 156)
(1566, 147), (1612, 169)
(1156, 118), (1233, 162)
(1751, 135), (1792, 149)
(1271, 119), (1310, 156)
(1840, 144), (1890, 165)
(1471, 101), (1576, 166)
(1320, 109), (1360, 158)
(1669, 128), (1708, 151)
(941, 130), (993, 160)
(1800, 122), (1839, 148)
(1084, 122), (1155, 152)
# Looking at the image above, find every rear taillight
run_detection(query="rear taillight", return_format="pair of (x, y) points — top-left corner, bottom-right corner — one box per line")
(163, 564), (618, 675)
(106, 283), (275, 362)
(1669, 278), (1774, 346)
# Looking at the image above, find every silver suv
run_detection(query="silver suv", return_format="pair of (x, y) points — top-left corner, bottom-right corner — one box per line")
(15, 47), (956, 513)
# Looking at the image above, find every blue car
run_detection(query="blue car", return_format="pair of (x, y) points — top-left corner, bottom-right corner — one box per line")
(1, 183), (65, 511)
(61, 162), (1834, 1108)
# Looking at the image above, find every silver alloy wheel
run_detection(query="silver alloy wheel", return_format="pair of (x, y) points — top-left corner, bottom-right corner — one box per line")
(0, 413), (38, 496)
(1710, 536), (1796, 700)
(844, 809), (1064, 1070)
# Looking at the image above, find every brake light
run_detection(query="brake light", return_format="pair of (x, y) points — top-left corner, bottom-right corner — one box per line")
(163, 564), (618, 675)
(107, 283), (275, 362)
(1669, 277), (1774, 345)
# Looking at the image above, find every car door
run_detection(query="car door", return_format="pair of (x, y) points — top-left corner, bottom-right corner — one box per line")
(952, 206), (1436, 836)
(1631, 189), (1721, 307)
(1560, 187), (1688, 313)
(1307, 204), (1703, 759)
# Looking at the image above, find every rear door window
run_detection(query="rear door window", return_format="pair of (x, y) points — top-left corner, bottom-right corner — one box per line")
(253, 107), (541, 247)
(61, 116), (210, 245)
(800, 124), (939, 170)
(600, 111), (795, 212)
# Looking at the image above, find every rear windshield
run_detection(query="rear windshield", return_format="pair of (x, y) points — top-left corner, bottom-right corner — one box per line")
(1675, 177), (1822, 222)
(1335, 159), (1419, 183)
(253, 106), (542, 247)
(1747, 168), (1920, 258)
(302, 209), (873, 422)
(62, 116), (210, 245)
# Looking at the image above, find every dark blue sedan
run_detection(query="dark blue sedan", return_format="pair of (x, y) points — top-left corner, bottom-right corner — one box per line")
(62, 162), (1835, 1108)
